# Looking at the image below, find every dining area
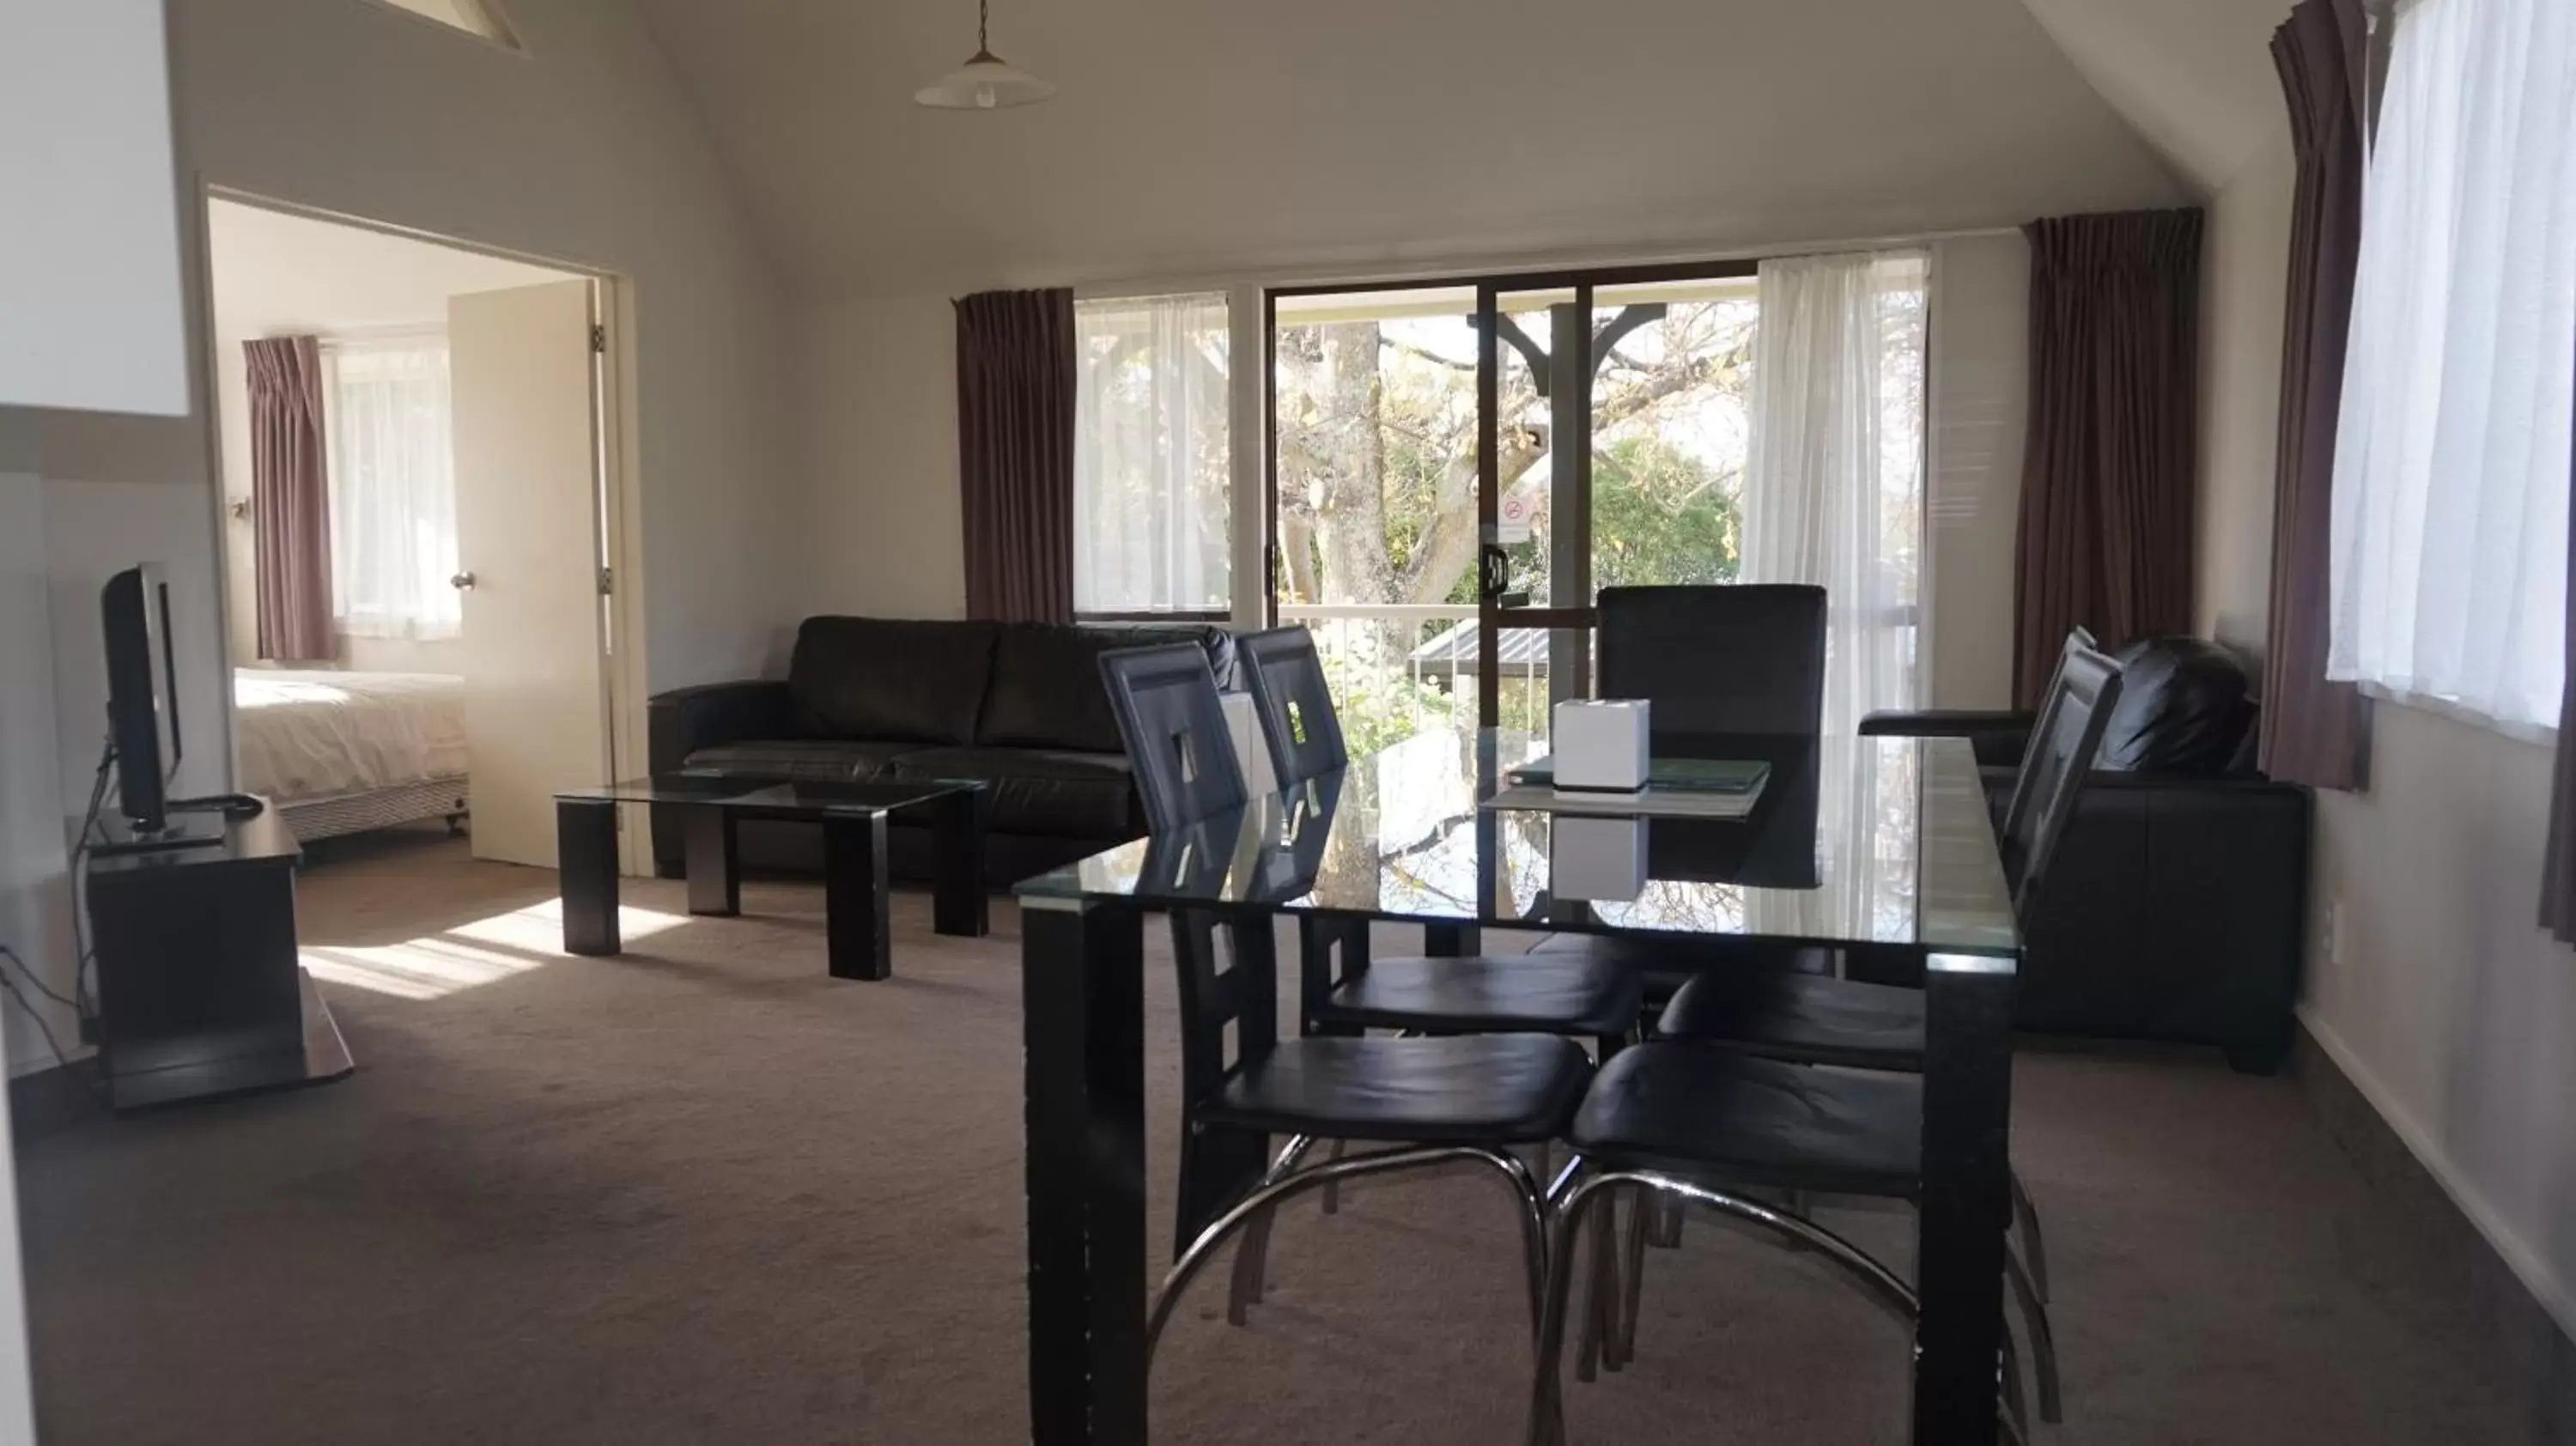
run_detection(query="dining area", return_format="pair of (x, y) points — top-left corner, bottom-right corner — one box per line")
(1014, 585), (2124, 1445)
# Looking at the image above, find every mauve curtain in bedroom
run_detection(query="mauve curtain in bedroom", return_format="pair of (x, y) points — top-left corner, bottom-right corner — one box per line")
(955, 288), (1077, 624)
(245, 335), (337, 662)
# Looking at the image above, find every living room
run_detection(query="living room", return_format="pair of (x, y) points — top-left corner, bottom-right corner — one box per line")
(3, 0), (2573, 1443)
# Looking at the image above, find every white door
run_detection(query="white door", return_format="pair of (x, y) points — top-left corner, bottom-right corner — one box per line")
(448, 280), (608, 868)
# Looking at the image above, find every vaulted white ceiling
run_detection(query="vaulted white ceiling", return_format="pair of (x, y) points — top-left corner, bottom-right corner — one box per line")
(2019, 0), (2296, 191)
(640, 0), (2209, 296)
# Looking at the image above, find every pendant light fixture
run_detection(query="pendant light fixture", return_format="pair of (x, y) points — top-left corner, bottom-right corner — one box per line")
(914, 0), (1054, 110)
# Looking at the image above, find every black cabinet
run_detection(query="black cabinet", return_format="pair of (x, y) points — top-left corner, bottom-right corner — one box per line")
(86, 801), (353, 1110)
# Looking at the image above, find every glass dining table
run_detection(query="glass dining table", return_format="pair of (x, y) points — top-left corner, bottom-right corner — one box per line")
(1012, 728), (2022, 1444)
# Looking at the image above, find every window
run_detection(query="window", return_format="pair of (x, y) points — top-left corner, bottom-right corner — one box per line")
(2327, 0), (2576, 732)
(325, 337), (462, 641)
(1073, 294), (1230, 617)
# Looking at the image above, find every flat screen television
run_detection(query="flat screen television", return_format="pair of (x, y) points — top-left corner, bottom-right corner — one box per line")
(100, 563), (183, 836)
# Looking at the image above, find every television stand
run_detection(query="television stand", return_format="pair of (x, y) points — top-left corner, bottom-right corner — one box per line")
(84, 796), (354, 1110)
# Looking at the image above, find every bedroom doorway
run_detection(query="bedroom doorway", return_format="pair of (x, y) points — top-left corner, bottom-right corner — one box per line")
(203, 194), (634, 872)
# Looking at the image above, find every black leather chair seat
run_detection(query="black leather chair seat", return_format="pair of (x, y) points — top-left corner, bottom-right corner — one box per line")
(1318, 955), (1643, 1036)
(1571, 1043), (1923, 1198)
(1526, 933), (1834, 1002)
(1656, 971), (1924, 1071)
(1206, 1035), (1593, 1144)
(886, 747), (1136, 839)
(682, 738), (914, 782)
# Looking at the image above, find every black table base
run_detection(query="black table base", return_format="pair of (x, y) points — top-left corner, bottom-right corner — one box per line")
(556, 793), (988, 980)
(1017, 907), (2016, 1445)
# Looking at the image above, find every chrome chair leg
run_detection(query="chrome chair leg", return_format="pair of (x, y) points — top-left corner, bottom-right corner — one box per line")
(1613, 1182), (1649, 1364)
(2000, 1313), (2029, 1442)
(2009, 1166), (2050, 1303)
(1531, 1173), (1923, 1444)
(1576, 1187), (1616, 1382)
(1228, 1133), (1313, 1325)
(1644, 1192), (1684, 1249)
(2005, 1238), (2063, 1423)
(1149, 1143), (1546, 1370)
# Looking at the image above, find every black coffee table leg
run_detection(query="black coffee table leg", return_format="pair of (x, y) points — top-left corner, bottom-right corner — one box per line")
(823, 811), (892, 981)
(928, 788), (990, 938)
(683, 805), (739, 916)
(557, 799), (621, 956)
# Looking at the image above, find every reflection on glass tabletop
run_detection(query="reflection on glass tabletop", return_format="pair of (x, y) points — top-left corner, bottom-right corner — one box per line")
(1016, 729), (2014, 956)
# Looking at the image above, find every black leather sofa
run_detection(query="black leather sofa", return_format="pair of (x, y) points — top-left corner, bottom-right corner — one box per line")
(648, 617), (1235, 886)
(1864, 636), (2312, 1073)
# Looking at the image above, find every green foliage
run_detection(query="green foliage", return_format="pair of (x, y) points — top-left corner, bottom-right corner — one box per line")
(1589, 434), (1741, 588)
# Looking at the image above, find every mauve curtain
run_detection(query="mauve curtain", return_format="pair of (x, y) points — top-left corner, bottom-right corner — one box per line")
(2261, 0), (2372, 789)
(2013, 210), (2205, 707)
(2543, 336), (2576, 944)
(956, 289), (1077, 624)
(244, 336), (335, 662)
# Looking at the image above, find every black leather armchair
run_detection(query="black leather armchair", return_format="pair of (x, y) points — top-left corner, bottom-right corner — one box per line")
(1863, 638), (2311, 1072)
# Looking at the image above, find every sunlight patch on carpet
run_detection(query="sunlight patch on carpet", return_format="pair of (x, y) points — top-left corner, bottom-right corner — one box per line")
(301, 900), (688, 999)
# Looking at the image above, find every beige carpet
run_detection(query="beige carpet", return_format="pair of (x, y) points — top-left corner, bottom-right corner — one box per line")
(10, 829), (2537, 1443)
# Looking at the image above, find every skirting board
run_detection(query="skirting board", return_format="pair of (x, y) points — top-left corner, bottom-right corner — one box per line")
(2296, 1012), (2576, 1443)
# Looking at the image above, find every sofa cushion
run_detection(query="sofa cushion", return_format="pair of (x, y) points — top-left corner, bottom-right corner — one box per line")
(2099, 636), (2256, 775)
(887, 746), (1138, 839)
(787, 617), (1001, 745)
(683, 738), (915, 783)
(978, 623), (1236, 752)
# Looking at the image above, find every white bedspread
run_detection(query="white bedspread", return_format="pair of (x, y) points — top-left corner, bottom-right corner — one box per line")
(234, 669), (467, 803)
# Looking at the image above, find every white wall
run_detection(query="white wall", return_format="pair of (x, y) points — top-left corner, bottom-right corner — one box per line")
(1927, 234), (2032, 708)
(799, 295), (966, 622)
(0, 0), (187, 418)
(2195, 131), (2295, 653)
(2194, 125), (2576, 1340)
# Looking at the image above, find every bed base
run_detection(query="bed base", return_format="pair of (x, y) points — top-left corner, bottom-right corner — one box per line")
(275, 775), (470, 843)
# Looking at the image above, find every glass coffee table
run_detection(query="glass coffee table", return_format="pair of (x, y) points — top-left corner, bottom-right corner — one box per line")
(552, 775), (990, 981)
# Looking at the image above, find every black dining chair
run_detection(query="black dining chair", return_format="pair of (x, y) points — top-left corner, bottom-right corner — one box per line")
(1224, 627), (1641, 1321)
(1528, 642), (2125, 1446)
(1656, 623), (2106, 1309)
(1236, 626), (1642, 1045)
(1094, 643), (1596, 1364)
(1522, 584), (1834, 1000)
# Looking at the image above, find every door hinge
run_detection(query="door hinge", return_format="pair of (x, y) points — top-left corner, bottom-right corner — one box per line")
(590, 324), (607, 353)
(598, 565), (614, 596)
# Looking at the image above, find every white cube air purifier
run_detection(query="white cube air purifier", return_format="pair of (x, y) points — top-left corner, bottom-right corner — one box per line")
(1552, 815), (1649, 901)
(1552, 698), (1650, 793)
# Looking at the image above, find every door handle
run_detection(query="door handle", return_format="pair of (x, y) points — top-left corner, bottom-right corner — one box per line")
(450, 571), (478, 592)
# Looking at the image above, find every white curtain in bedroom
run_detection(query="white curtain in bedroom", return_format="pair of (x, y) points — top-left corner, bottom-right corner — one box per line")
(326, 337), (462, 641)
(1741, 249), (1929, 738)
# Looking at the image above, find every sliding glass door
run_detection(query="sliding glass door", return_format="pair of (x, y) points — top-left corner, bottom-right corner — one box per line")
(1271, 255), (1911, 739)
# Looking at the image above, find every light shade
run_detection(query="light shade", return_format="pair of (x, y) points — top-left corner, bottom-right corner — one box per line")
(914, 51), (1054, 109)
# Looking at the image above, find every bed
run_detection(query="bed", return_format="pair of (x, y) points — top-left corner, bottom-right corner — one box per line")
(233, 669), (470, 841)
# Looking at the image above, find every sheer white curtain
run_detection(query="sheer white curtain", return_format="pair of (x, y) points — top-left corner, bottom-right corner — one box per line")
(2327, 0), (2576, 732)
(1073, 294), (1230, 614)
(326, 338), (461, 641)
(1741, 250), (1929, 736)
